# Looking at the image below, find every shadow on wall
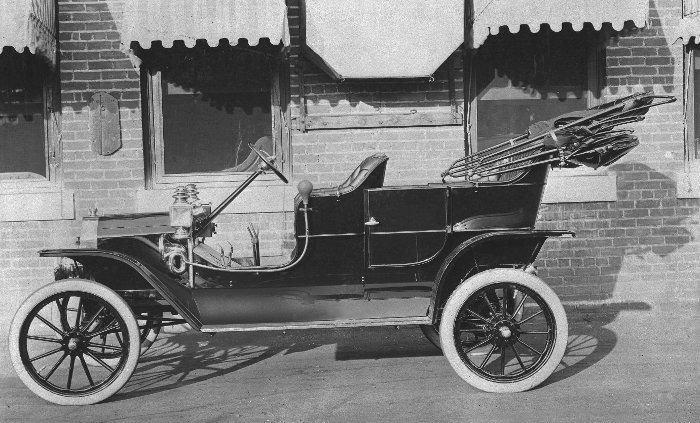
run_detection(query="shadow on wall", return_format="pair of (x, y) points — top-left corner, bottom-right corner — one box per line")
(538, 162), (697, 302)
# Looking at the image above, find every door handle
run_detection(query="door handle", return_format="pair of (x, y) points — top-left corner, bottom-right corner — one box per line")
(365, 217), (379, 226)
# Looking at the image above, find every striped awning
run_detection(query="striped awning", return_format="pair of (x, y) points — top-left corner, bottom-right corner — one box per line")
(120, 0), (290, 50)
(0, 0), (57, 64)
(303, 0), (648, 80)
(471, 0), (649, 48)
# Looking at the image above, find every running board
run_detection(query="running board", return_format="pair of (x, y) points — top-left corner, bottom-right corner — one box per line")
(200, 316), (431, 333)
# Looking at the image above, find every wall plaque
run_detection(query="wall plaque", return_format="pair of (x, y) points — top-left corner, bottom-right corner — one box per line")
(89, 92), (121, 156)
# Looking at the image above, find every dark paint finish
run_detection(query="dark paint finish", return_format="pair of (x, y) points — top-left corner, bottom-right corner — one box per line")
(40, 161), (569, 331)
(365, 186), (448, 267)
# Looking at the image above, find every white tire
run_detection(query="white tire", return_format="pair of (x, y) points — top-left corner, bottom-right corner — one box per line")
(9, 279), (140, 405)
(439, 268), (568, 393)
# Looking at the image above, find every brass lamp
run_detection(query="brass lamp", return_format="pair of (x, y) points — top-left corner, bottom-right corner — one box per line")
(170, 186), (193, 240)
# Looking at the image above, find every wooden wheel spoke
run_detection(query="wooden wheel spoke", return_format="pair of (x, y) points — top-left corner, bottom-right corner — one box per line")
(78, 354), (95, 387)
(481, 293), (498, 316)
(83, 349), (115, 373)
(55, 298), (69, 331)
(114, 331), (124, 347)
(513, 294), (528, 318)
(73, 298), (83, 331)
(86, 322), (120, 339)
(42, 352), (68, 381)
(81, 305), (106, 333)
(26, 335), (62, 344)
(479, 344), (498, 369)
(517, 339), (543, 356)
(511, 345), (526, 371)
(463, 308), (490, 325)
(86, 341), (123, 352)
(35, 314), (66, 337)
(502, 289), (509, 318)
(66, 355), (76, 390)
(29, 347), (63, 362)
(517, 309), (544, 325)
(464, 335), (494, 353)
(500, 346), (506, 375)
(520, 331), (549, 335)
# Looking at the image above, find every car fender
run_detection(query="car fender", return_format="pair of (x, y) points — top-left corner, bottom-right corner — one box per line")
(39, 248), (202, 329)
(429, 230), (574, 322)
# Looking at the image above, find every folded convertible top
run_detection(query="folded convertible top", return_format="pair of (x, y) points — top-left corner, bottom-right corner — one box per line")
(442, 92), (676, 183)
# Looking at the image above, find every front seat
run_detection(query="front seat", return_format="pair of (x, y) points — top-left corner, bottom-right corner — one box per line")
(313, 153), (389, 198)
(295, 153), (389, 236)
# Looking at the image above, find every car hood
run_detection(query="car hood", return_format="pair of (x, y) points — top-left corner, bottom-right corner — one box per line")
(79, 212), (172, 247)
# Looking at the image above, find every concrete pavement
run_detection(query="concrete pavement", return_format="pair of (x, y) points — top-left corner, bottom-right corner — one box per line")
(0, 301), (698, 423)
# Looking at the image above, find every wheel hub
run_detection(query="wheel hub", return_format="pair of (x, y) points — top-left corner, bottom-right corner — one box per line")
(67, 337), (80, 351)
(492, 320), (519, 345)
(498, 326), (512, 339)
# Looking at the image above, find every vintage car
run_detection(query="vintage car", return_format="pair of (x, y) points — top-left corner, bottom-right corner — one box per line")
(8, 93), (674, 405)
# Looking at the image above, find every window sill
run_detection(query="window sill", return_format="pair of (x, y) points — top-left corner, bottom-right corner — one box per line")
(135, 182), (295, 214)
(541, 167), (617, 203)
(0, 190), (75, 222)
(676, 170), (700, 199)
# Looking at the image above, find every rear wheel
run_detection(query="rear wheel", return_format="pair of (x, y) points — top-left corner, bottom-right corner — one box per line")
(9, 279), (140, 405)
(439, 269), (567, 393)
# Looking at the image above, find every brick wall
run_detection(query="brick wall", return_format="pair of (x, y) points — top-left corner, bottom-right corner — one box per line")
(536, 0), (700, 303)
(58, 0), (143, 216)
(1, 0), (699, 340)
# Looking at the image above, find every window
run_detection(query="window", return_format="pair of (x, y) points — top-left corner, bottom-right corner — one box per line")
(0, 47), (57, 184)
(468, 24), (602, 152)
(687, 48), (700, 162)
(141, 42), (286, 186)
(679, 45), (700, 199)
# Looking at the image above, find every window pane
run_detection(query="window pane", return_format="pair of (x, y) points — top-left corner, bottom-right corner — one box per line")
(0, 48), (47, 179)
(694, 49), (700, 160)
(474, 26), (590, 151)
(157, 46), (273, 175)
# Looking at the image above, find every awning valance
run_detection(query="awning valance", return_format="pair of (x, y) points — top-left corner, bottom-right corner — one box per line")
(0, 0), (57, 64)
(303, 0), (648, 80)
(120, 0), (290, 49)
(676, 14), (700, 44)
(303, 0), (464, 79)
(471, 0), (649, 48)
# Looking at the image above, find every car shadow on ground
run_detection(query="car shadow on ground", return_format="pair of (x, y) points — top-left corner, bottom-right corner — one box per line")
(111, 300), (647, 401)
(540, 301), (651, 388)
(113, 325), (442, 402)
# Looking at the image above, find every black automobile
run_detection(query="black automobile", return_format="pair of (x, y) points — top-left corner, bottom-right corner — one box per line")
(8, 93), (674, 404)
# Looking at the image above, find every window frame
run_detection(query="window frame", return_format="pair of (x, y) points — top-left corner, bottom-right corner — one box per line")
(142, 57), (290, 189)
(685, 46), (700, 168)
(463, 26), (615, 203)
(678, 45), (700, 199)
(465, 26), (605, 155)
(0, 60), (61, 193)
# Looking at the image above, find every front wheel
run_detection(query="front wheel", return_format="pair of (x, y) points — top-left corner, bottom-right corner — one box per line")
(9, 279), (140, 405)
(439, 269), (567, 393)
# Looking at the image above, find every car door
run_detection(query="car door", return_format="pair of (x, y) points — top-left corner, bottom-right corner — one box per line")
(364, 186), (449, 267)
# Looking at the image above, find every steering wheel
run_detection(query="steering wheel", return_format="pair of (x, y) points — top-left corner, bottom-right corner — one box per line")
(248, 143), (288, 184)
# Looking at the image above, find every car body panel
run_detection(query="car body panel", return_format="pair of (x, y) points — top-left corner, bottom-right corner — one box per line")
(39, 162), (571, 331)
